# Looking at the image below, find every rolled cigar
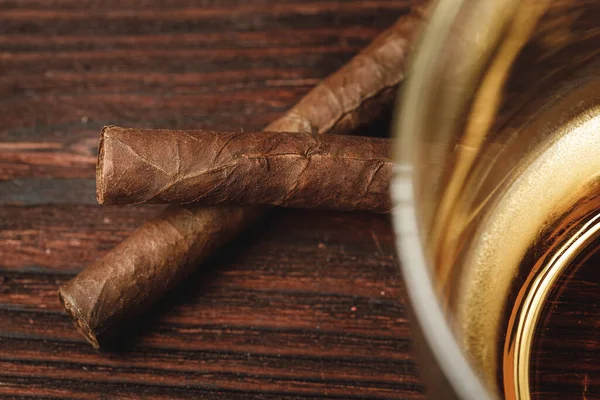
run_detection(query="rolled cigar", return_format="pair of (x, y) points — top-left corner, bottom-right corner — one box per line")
(59, 205), (258, 348)
(97, 127), (394, 212)
(59, 7), (427, 349)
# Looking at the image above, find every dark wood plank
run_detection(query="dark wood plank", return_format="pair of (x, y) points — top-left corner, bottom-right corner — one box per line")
(0, 0), (424, 398)
(0, 208), (421, 398)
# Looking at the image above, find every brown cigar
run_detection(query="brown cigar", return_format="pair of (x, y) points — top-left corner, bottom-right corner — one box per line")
(59, 205), (257, 348)
(58, 7), (427, 349)
(97, 127), (394, 212)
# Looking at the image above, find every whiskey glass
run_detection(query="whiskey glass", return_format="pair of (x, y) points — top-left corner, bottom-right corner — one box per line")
(392, 0), (600, 399)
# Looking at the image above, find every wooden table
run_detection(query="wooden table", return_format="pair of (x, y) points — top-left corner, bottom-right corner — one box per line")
(0, 1), (424, 398)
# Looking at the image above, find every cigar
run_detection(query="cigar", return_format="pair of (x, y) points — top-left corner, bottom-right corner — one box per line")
(59, 7), (427, 349)
(97, 127), (394, 212)
(59, 205), (258, 348)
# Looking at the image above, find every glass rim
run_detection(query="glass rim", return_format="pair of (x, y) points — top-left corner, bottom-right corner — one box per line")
(391, 0), (493, 398)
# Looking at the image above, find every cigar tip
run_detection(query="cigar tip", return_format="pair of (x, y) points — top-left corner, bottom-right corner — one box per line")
(101, 125), (118, 134)
(58, 288), (101, 349)
(96, 128), (106, 205)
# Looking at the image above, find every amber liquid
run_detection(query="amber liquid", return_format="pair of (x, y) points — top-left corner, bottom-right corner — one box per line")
(446, 69), (600, 399)
(494, 76), (600, 399)
(530, 241), (600, 399)
(503, 192), (600, 400)
(496, 118), (600, 399)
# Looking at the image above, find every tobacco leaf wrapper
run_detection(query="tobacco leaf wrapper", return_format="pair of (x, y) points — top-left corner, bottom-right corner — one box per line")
(97, 127), (394, 212)
(59, 205), (254, 348)
(58, 7), (426, 349)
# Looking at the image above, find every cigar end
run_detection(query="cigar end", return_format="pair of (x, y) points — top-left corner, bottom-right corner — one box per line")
(58, 287), (101, 349)
(96, 127), (108, 205)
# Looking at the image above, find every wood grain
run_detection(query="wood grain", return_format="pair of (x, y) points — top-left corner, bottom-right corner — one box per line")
(0, 1), (424, 398)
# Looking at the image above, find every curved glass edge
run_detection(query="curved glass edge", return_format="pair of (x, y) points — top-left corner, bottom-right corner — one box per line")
(390, 0), (493, 399)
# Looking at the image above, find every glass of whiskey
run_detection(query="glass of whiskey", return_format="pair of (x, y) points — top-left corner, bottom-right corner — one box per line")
(393, 0), (600, 399)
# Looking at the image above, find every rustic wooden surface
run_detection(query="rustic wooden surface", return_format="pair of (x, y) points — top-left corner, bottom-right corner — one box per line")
(0, 1), (424, 399)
